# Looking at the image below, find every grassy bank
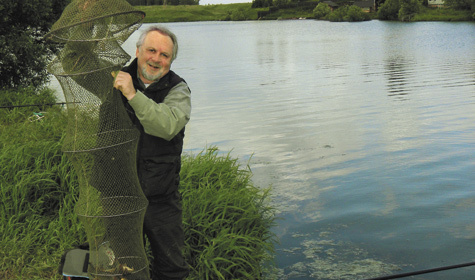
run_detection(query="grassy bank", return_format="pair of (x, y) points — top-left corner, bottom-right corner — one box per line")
(412, 6), (474, 21)
(0, 87), (276, 279)
(138, 3), (316, 21)
(139, 3), (267, 22)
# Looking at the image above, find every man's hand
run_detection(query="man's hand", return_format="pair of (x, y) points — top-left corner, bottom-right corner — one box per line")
(112, 71), (136, 101)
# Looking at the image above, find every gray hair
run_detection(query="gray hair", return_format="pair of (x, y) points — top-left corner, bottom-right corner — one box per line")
(136, 25), (178, 62)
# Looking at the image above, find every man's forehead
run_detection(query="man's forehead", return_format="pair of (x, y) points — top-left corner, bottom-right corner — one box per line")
(144, 31), (173, 46)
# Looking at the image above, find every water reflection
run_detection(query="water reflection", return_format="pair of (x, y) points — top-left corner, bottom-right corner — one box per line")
(385, 56), (412, 99)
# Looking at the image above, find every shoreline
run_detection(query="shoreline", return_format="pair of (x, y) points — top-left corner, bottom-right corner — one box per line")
(136, 3), (474, 23)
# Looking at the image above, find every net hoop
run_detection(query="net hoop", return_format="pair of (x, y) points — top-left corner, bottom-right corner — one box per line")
(45, 10), (145, 43)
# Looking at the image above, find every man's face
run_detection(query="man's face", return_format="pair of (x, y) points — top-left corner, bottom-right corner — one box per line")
(136, 31), (174, 84)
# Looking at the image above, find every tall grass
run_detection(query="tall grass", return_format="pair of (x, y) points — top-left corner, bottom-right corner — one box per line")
(0, 87), (86, 279)
(181, 148), (276, 279)
(0, 87), (276, 279)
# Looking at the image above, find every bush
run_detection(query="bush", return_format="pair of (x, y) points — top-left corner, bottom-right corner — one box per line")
(346, 5), (371, 21)
(378, 0), (424, 21)
(313, 3), (332, 19)
(327, 6), (348, 21)
(399, 0), (422, 21)
(378, 0), (401, 20)
(327, 5), (369, 21)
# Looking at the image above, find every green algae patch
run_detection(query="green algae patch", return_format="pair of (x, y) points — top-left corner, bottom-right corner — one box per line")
(275, 229), (402, 279)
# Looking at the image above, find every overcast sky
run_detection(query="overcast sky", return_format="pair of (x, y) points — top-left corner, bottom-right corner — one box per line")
(200, 0), (251, 5)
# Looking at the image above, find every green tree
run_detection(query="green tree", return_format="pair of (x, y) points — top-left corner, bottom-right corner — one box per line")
(327, 6), (349, 21)
(378, 0), (401, 20)
(180, 0), (199, 4)
(252, 0), (260, 7)
(346, 5), (370, 21)
(0, 0), (69, 89)
(273, 0), (290, 7)
(313, 2), (332, 19)
(252, 0), (273, 8)
(444, 0), (473, 9)
(398, 0), (421, 21)
(326, 5), (370, 21)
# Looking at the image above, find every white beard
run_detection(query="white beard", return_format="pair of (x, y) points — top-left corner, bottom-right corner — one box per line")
(140, 64), (162, 82)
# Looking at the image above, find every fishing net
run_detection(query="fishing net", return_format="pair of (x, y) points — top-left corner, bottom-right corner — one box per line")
(46, 1), (149, 279)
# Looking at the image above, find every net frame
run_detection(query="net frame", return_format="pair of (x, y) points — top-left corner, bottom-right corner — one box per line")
(46, 1), (150, 279)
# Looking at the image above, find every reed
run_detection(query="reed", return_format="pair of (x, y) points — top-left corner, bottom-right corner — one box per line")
(181, 148), (276, 279)
(0, 87), (276, 279)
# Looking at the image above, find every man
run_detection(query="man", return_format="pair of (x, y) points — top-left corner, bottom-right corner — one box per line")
(113, 25), (191, 280)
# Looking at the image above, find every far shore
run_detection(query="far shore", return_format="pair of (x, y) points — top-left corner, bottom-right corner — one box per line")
(135, 3), (474, 23)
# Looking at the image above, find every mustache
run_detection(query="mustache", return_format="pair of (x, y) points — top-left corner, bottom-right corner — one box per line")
(148, 62), (161, 68)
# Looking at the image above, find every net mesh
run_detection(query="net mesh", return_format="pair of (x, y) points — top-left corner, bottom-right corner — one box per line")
(46, 1), (149, 279)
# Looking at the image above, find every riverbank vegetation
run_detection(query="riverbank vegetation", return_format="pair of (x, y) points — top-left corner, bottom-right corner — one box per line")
(254, 0), (474, 21)
(134, 0), (475, 22)
(139, 3), (267, 22)
(412, 5), (474, 20)
(313, 2), (372, 21)
(377, 0), (474, 21)
(0, 88), (276, 279)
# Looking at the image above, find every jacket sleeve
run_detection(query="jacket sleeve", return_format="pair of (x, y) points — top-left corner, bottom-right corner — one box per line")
(127, 81), (191, 141)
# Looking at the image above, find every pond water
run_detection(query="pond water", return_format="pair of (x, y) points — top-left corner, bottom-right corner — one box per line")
(54, 19), (475, 279)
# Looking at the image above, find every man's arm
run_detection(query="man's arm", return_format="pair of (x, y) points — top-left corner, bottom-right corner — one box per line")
(128, 82), (191, 141)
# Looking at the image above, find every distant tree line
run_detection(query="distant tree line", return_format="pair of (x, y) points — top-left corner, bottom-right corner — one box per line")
(252, 0), (319, 8)
(378, 0), (421, 20)
(252, 0), (274, 8)
(126, 0), (199, 5)
(378, 0), (474, 20)
(253, 0), (474, 11)
(253, 0), (474, 20)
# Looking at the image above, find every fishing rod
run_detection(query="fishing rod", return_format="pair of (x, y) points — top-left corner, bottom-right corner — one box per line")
(0, 102), (79, 109)
(364, 261), (475, 280)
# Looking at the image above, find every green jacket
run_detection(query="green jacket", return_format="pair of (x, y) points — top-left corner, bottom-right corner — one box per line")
(122, 58), (191, 198)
